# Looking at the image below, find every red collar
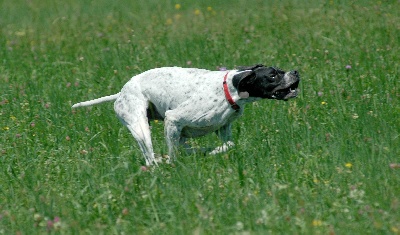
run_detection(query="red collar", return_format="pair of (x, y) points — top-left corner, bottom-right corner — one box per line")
(223, 72), (240, 110)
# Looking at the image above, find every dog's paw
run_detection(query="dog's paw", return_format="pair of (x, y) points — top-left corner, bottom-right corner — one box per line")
(155, 154), (172, 164)
(209, 141), (235, 155)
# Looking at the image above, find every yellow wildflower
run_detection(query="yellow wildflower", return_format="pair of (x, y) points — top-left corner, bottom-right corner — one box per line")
(194, 9), (201, 15)
(312, 219), (323, 226)
(175, 4), (181, 10)
(321, 101), (327, 105)
(345, 163), (353, 168)
(166, 18), (173, 25)
(207, 6), (212, 11)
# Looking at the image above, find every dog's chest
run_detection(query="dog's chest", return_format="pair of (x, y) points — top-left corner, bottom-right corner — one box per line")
(180, 109), (242, 138)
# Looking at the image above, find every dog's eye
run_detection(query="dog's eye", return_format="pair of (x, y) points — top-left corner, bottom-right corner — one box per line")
(266, 67), (281, 79)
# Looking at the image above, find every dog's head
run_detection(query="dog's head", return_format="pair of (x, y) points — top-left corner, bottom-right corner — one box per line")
(232, 64), (300, 100)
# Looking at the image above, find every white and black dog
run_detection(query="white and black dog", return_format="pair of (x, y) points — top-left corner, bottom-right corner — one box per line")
(72, 64), (300, 165)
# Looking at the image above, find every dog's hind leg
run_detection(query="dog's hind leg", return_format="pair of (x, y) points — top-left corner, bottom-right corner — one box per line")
(124, 119), (156, 166)
(114, 97), (156, 166)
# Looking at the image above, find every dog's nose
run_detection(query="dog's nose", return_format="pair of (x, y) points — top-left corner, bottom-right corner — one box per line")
(291, 70), (299, 77)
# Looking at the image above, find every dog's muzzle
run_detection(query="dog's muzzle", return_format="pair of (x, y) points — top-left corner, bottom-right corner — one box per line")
(271, 70), (300, 100)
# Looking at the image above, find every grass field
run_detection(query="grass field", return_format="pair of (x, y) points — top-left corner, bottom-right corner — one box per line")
(1, 0), (399, 234)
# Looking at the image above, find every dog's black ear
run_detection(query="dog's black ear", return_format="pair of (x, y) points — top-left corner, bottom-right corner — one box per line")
(232, 70), (256, 93)
(237, 64), (265, 72)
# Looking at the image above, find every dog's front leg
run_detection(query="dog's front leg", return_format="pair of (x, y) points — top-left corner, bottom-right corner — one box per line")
(210, 123), (235, 155)
(164, 116), (183, 161)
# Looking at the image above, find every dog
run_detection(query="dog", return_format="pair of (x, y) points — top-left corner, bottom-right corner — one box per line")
(72, 64), (300, 165)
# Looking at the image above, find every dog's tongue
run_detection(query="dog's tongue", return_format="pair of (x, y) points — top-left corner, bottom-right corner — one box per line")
(283, 89), (298, 100)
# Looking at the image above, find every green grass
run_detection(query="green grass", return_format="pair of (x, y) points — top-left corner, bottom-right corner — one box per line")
(1, 0), (399, 234)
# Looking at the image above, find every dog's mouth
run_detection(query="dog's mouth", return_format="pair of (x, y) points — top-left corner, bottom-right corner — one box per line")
(271, 80), (300, 100)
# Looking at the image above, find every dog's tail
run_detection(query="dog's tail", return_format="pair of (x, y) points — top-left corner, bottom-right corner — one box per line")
(71, 93), (120, 108)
